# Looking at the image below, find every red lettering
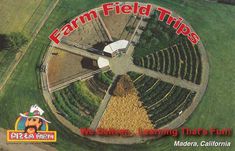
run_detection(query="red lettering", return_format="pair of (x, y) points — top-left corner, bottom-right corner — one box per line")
(166, 16), (176, 25)
(48, 3), (201, 46)
(176, 23), (191, 36)
(173, 17), (183, 29)
(79, 10), (98, 24)
(49, 29), (60, 44)
(157, 7), (172, 21)
(61, 23), (74, 36)
(102, 3), (114, 16)
(188, 32), (200, 44)
(70, 17), (79, 29)
(115, 2), (121, 14)
(80, 128), (95, 136)
(139, 4), (152, 17)
(133, 2), (138, 14)
(121, 5), (132, 14)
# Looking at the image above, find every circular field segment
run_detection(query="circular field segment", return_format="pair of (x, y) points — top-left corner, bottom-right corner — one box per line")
(41, 2), (209, 144)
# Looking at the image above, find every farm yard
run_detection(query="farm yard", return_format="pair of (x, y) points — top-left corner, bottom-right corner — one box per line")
(99, 10), (141, 41)
(47, 47), (98, 88)
(0, 0), (234, 151)
(62, 17), (110, 49)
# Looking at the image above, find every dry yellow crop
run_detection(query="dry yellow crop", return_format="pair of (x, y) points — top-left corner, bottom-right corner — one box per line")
(98, 75), (154, 134)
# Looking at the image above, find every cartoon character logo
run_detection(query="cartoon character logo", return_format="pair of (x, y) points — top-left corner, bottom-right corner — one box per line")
(7, 104), (56, 142)
(18, 104), (51, 134)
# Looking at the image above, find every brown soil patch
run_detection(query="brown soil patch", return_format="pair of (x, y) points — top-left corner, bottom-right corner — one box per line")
(112, 75), (134, 97)
(63, 18), (109, 48)
(98, 75), (154, 134)
(99, 10), (140, 40)
(47, 48), (96, 88)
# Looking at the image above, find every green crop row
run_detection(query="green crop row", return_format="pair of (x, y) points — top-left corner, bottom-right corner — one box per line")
(52, 81), (102, 128)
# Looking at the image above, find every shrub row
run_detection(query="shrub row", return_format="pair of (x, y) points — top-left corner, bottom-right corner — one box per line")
(133, 39), (202, 84)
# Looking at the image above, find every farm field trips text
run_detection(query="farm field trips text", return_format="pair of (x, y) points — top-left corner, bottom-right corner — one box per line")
(49, 2), (200, 45)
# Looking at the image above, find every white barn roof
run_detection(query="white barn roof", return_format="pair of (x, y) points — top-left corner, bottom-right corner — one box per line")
(103, 40), (129, 54)
(97, 57), (109, 68)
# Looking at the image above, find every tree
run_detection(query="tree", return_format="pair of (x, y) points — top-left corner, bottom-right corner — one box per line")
(140, 39), (147, 45)
(149, 22), (157, 29)
(151, 37), (160, 47)
(0, 34), (10, 50)
(163, 32), (170, 41)
(147, 30), (153, 37)
(8, 32), (28, 51)
(0, 32), (28, 51)
(144, 29), (152, 38)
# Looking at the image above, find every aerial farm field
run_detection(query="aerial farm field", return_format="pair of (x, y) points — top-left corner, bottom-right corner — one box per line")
(52, 81), (102, 128)
(0, 0), (234, 151)
(62, 18), (110, 49)
(99, 10), (141, 41)
(86, 71), (114, 98)
(47, 48), (97, 88)
(98, 75), (154, 134)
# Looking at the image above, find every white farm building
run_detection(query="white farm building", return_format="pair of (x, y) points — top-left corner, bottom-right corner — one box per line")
(97, 57), (109, 68)
(103, 40), (129, 57)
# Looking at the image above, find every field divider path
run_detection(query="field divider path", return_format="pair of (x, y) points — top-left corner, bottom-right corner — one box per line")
(129, 64), (200, 91)
(97, 10), (113, 42)
(0, 0), (59, 91)
(89, 75), (118, 130)
(49, 67), (110, 92)
(127, 17), (148, 57)
(54, 43), (110, 60)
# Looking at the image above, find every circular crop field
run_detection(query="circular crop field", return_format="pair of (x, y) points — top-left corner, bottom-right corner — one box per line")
(41, 2), (209, 144)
